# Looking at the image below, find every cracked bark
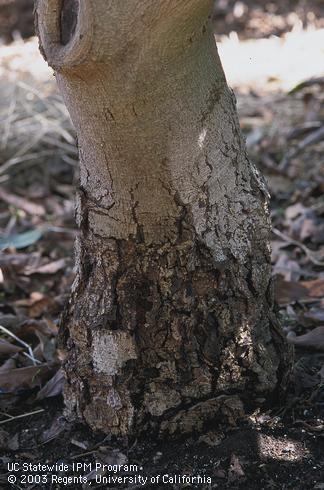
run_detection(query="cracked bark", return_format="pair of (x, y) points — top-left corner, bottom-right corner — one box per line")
(36, 0), (291, 437)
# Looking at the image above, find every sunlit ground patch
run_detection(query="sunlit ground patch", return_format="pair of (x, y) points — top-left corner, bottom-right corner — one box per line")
(258, 433), (310, 462)
(218, 26), (324, 93)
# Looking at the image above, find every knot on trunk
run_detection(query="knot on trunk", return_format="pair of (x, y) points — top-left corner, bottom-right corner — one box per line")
(35, 0), (93, 69)
(60, 0), (78, 45)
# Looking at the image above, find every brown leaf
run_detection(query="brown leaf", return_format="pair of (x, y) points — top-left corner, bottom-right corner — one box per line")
(285, 203), (306, 221)
(37, 369), (64, 400)
(275, 276), (324, 305)
(24, 259), (66, 276)
(13, 293), (59, 319)
(16, 320), (57, 362)
(271, 240), (290, 263)
(0, 358), (17, 373)
(28, 296), (58, 318)
(300, 217), (318, 241)
(41, 416), (71, 444)
(299, 308), (324, 326)
(214, 469), (226, 479)
(29, 329), (57, 362)
(273, 254), (302, 281)
(301, 278), (324, 298)
(0, 339), (22, 357)
(18, 319), (58, 339)
(0, 253), (41, 272)
(13, 292), (44, 308)
(0, 188), (45, 216)
(275, 276), (310, 305)
(287, 326), (324, 351)
(0, 364), (56, 393)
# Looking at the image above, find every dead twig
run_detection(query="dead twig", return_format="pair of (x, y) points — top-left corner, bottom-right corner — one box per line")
(288, 77), (324, 95)
(0, 325), (40, 365)
(0, 409), (44, 425)
(0, 188), (45, 216)
(293, 420), (324, 432)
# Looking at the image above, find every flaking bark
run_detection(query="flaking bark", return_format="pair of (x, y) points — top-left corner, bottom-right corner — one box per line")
(36, 0), (290, 437)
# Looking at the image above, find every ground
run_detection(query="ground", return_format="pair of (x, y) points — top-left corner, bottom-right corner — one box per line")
(0, 2), (324, 489)
(1, 404), (324, 489)
(213, 0), (324, 40)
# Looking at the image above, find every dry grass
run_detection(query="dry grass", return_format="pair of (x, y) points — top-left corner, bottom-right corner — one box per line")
(0, 27), (323, 181)
(0, 38), (76, 183)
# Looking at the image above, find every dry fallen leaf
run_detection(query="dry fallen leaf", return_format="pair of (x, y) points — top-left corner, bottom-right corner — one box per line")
(275, 276), (324, 305)
(0, 188), (46, 216)
(273, 254), (302, 281)
(0, 363), (57, 394)
(0, 358), (17, 373)
(301, 278), (324, 298)
(299, 308), (324, 326)
(287, 326), (324, 351)
(285, 203), (307, 221)
(275, 276), (310, 305)
(18, 319), (58, 338)
(0, 229), (44, 251)
(28, 296), (59, 318)
(24, 258), (66, 276)
(0, 339), (22, 357)
(37, 369), (64, 400)
(41, 416), (71, 444)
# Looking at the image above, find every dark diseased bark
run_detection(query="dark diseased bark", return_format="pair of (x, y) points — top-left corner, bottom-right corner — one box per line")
(61, 200), (289, 437)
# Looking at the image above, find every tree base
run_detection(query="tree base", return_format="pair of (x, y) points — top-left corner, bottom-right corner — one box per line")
(60, 224), (290, 437)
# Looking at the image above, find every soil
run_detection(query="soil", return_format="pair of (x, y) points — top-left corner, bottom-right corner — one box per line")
(1, 395), (324, 489)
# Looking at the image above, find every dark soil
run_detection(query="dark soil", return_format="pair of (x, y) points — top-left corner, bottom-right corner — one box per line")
(1, 396), (324, 489)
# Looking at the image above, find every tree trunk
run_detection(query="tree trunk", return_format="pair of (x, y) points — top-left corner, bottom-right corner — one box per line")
(36, 0), (290, 437)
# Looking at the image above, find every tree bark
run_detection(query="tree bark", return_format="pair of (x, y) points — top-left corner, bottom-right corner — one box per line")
(36, 0), (290, 437)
